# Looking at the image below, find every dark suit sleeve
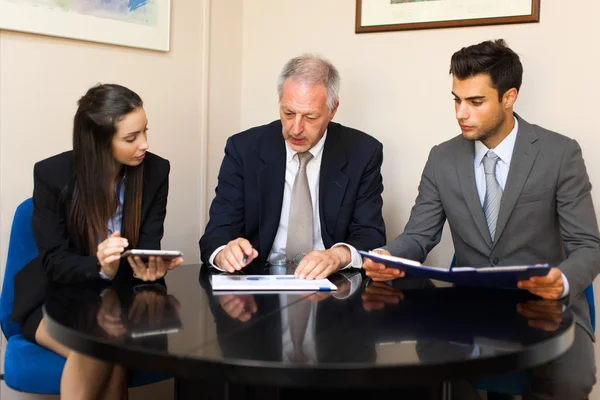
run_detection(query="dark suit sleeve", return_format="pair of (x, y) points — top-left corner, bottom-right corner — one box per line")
(32, 163), (99, 284)
(136, 160), (170, 250)
(555, 139), (600, 296)
(386, 145), (447, 261)
(344, 142), (386, 250)
(200, 137), (246, 265)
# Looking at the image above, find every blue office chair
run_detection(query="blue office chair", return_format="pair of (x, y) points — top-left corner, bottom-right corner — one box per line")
(585, 284), (596, 330)
(0, 198), (170, 394)
(449, 254), (595, 397)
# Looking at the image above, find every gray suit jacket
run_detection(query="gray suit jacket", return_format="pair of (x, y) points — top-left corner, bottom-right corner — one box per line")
(387, 114), (600, 339)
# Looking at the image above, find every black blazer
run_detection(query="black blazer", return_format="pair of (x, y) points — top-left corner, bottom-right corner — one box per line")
(199, 120), (386, 268)
(11, 150), (170, 323)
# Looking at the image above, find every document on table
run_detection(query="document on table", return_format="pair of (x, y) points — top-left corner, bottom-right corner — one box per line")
(211, 275), (337, 292)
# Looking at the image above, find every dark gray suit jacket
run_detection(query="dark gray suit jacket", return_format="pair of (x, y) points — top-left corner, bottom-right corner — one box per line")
(387, 114), (600, 339)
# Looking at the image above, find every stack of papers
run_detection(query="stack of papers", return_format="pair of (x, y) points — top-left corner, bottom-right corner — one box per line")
(211, 275), (338, 292)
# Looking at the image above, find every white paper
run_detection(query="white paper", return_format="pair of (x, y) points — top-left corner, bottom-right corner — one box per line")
(211, 275), (338, 292)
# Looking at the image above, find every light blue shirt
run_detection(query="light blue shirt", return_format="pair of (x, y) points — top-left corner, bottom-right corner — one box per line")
(99, 182), (126, 281)
(108, 183), (125, 236)
(473, 117), (569, 297)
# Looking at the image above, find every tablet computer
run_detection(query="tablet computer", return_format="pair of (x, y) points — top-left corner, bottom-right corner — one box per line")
(121, 249), (183, 262)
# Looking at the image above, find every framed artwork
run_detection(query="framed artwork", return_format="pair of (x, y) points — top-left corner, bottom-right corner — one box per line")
(0, 0), (170, 51)
(356, 0), (540, 33)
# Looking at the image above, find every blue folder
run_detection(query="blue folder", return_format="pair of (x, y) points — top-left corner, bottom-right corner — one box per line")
(358, 250), (551, 289)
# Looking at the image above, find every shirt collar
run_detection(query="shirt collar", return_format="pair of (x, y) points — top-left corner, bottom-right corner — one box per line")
(285, 130), (328, 163)
(475, 116), (519, 166)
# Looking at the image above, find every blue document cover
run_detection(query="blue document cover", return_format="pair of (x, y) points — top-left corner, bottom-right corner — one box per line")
(358, 250), (551, 289)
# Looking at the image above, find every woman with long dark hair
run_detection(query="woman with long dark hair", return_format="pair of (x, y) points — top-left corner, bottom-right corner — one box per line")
(11, 83), (183, 399)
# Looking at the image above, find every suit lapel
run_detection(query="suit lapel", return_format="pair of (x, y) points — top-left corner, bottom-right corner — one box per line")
(456, 138), (493, 248)
(258, 126), (286, 259)
(319, 123), (348, 245)
(492, 115), (539, 249)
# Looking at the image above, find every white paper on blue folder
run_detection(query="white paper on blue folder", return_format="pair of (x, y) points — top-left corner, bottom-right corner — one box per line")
(211, 275), (338, 292)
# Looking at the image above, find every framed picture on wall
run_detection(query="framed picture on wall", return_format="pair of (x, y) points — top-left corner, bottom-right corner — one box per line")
(0, 0), (170, 51)
(356, 0), (540, 33)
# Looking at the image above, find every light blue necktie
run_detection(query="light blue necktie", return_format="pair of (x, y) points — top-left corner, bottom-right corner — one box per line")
(483, 151), (502, 241)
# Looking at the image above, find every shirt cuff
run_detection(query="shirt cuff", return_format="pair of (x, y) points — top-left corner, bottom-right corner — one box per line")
(208, 245), (227, 272)
(98, 270), (114, 280)
(560, 273), (570, 299)
(331, 243), (362, 269)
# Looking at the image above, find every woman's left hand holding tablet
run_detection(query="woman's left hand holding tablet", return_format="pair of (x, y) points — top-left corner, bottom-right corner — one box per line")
(128, 255), (185, 281)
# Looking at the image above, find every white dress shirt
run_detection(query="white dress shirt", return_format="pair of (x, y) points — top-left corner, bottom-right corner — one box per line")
(474, 117), (569, 297)
(210, 130), (362, 270)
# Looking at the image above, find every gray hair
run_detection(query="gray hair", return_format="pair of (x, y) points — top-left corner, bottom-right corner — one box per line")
(277, 54), (340, 111)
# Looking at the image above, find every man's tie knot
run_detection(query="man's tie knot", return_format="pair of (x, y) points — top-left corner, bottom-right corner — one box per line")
(483, 151), (500, 175)
(298, 151), (313, 169)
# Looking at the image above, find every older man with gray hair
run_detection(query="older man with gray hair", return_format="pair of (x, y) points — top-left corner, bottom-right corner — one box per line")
(200, 53), (385, 279)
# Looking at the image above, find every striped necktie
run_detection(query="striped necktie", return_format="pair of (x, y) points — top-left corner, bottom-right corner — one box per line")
(483, 151), (502, 241)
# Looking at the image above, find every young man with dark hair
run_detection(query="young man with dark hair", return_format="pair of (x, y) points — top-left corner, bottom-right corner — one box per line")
(364, 39), (599, 399)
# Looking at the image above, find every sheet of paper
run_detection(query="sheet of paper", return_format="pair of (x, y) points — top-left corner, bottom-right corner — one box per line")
(211, 275), (338, 292)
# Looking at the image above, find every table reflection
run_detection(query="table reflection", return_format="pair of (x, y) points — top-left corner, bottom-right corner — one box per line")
(201, 266), (570, 367)
(46, 280), (182, 347)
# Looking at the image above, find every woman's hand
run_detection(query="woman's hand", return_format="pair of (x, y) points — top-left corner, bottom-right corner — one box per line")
(127, 256), (184, 281)
(96, 231), (129, 279)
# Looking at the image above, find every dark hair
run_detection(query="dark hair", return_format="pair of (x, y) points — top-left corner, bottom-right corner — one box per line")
(449, 39), (523, 101)
(69, 83), (144, 254)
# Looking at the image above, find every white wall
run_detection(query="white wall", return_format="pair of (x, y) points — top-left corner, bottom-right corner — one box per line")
(206, 0), (243, 224)
(237, 0), (600, 268)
